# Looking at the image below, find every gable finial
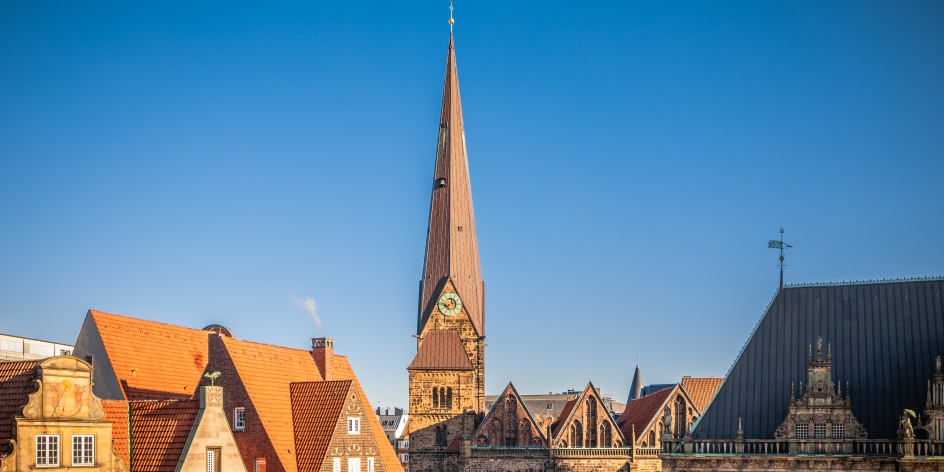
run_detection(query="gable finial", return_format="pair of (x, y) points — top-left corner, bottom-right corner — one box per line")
(449, 0), (455, 31)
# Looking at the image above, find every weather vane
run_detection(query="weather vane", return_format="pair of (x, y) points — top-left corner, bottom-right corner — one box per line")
(768, 227), (793, 290)
(449, 0), (455, 31)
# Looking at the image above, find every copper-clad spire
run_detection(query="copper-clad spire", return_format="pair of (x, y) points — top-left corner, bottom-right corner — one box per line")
(418, 33), (484, 336)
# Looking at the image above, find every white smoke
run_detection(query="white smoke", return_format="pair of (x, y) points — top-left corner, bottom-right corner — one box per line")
(293, 295), (322, 332)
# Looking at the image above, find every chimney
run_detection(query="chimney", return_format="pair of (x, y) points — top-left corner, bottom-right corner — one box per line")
(312, 337), (334, 381)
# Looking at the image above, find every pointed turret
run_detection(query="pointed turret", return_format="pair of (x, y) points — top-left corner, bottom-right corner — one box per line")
(418, 33), (484, 337)
(627, 365), (644, 403)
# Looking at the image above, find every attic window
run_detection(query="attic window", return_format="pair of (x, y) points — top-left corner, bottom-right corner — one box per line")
(234, 407), (246, 430)
(348, 418), (361, 435)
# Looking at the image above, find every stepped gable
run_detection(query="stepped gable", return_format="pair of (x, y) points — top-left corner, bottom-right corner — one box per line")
(219, 335), (322, 472)
(88, 310), (209, 400)
(473, 382), (547, 447)
(129, 399), (200, 472)
(408, 329), (473, 370)
(290, 380), (353, 472)
(0, 360), (39, 455)
(680, 377), (723, 413)
(694, 278), (944, 440)
(617, 386), (674, 443)
(331, 355), (404, 472)
(102, 399), (130, 466)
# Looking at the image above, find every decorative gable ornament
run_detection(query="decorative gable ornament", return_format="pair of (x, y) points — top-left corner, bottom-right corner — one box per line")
(774, 337), (867, 451)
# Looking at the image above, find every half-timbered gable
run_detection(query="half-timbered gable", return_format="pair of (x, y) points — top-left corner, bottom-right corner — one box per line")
(549, 382), (624, 448)
(472, 383), (546, 447)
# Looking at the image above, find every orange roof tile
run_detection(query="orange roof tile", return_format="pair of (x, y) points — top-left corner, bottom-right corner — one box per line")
(408, 329), (473, 370)
(102, 400), (130, 466)
(221, 336), (322, 472)
(617, 386), (674, 442)
(129, 400), (199, 472)
(90, 310), (209, 400)
(0, 360), (39, 455)
(331, 356), (404, 472)
(680, 377), (723, 413)
(290, 380), (352, 471)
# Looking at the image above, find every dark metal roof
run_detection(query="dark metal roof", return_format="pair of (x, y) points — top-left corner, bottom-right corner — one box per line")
(694, 278), (944, 440)
(407, 329), (473, 371)
(627, 365), (643, 404)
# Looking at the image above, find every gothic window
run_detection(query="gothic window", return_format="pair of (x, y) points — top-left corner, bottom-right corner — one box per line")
(435, 425), (449, 446)
(649, 430), (656, 446)
(796, 424), (809, 439)
(432, 387), (439, 408)
(489, 419), (502, 444)
(519, 419), (531, 447)
(570, 420), (583, 447)
(476, 435), (488, 446)
(446, 387), (453, 409)
(814, 423), (826, 439)
(674, 396), (686, 438)
(505, 397), (517, 413)
(600, 422), (612, 447)
(586, 400), (598, 447)
(832, 424), (845, 439)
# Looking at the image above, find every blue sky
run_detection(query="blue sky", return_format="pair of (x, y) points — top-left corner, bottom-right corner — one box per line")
(1, 1), (942, 408)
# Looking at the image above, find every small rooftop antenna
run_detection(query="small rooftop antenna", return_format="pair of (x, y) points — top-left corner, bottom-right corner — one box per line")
(449, 0), (455, 31)
(768, 227), (793, 290)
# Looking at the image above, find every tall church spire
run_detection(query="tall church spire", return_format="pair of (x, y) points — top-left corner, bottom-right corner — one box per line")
(418, 33), (484, 336)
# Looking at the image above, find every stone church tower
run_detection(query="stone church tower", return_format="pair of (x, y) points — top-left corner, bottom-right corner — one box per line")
(407, 31), (486, 471)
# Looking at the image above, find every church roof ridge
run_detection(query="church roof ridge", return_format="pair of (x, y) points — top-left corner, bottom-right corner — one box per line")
(784, 276), (944, 288)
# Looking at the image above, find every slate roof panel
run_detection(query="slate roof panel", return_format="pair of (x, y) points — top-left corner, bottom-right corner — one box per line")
(408, 329), (473, 371)
(129, 399), (199, 472)
(90, 310), (209, 400)
(0, 360), (38, 455)
(694, 279), (944, 440)
(290, 380), (352, 472)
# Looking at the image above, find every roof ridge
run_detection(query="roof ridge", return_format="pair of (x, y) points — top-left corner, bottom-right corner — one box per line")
(89, 309), (209, 335)
(784, 276), (944, 288)
(222, 335), (313, 353)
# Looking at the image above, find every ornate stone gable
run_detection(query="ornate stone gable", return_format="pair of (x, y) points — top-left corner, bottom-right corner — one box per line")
(774, 337), (867, 443)
(472, 383), (547, 447)
(550, 382), (625, 448)
(23, 356), (106, 421)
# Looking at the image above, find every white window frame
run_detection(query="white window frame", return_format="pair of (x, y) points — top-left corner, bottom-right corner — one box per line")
(348, 457), (361, 472)
(234, 407), (246, 430)
(72, 434), (95, 466)
(333, 457), (341, 472)
(348, 417), (361, 435)
(254, 457), (265, 472)
(367, 457), (375, 472)
(36, 434), (60, 467)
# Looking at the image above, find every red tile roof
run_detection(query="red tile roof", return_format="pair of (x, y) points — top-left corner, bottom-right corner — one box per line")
(290, 380), (352, 471)
(617, 386), (674, 442)
(0, 360), (39, 455)
(331, 356), (404, 472)
(102, 400), (130, 466)
(408, 329), (473, 370)
(680, 377), (723, 413)
(90, 310), (209, 400)
(550, 398), (577, 438)
(220, 336), (322, 472)
(129, 400), (199, 472)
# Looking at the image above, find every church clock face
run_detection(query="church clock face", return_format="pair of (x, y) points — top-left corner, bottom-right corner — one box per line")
(438, 292), (463, 317)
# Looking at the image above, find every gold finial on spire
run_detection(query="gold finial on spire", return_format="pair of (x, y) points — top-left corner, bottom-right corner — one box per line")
(449, 0), (455, 30)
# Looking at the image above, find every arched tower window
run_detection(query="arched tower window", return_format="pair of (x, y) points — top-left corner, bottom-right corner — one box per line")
(432, 387), (439, 408)
(446, 387), (453, 409)
(674, 396), (686, 438)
